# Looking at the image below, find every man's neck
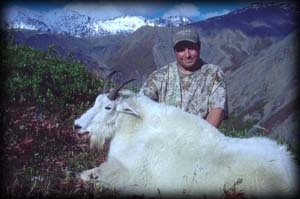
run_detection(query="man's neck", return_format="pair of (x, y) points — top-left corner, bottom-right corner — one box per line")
(177, 59), (203, 75)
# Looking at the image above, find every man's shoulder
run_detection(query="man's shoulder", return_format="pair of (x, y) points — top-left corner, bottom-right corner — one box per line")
(200, 63), (224, 77)
(202, 63), (223, 73)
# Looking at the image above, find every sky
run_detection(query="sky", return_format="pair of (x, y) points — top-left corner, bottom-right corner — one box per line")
(4, 1), (253, 21)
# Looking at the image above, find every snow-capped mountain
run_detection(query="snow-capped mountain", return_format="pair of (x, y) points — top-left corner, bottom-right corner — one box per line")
(3, 6), (48, 31)
(3, 6), (192, 37)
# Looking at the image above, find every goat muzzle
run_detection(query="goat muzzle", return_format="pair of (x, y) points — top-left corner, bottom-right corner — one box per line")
(74, 125), (90, 137)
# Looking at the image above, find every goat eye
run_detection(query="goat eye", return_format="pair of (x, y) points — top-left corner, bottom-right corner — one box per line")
(105, 106), (112, 110)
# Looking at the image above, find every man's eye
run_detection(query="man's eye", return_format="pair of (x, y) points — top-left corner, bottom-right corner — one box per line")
(175, 47), (185, 52)
(105, 107), (112, 110)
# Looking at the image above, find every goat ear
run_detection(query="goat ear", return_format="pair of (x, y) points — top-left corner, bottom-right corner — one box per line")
(117, 102), (141, 118)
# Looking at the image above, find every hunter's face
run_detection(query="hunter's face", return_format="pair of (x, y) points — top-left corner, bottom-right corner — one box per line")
(174, 41), (200, 71)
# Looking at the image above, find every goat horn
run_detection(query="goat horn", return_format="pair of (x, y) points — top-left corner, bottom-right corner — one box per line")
(107, 79), (136, 100)
(103, 71), (118, 93)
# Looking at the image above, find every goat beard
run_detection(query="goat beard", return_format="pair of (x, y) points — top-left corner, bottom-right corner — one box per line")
(89, 123), (116, 150)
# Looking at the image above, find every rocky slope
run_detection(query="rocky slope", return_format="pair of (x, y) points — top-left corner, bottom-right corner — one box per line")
(226, 30), (299, 144)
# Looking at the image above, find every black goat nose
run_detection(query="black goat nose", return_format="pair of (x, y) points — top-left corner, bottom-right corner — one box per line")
(74, 125), (82, 130)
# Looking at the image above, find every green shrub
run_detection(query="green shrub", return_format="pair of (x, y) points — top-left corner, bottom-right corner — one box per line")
(1, 43), (103, 112)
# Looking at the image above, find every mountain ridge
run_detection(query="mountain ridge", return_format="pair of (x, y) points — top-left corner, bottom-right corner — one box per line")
(3, 6), (192, 38)
(192, 1), (299, 37)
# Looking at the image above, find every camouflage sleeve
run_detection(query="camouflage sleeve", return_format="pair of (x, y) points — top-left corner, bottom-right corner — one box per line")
(208, 70), (229, 119)
(139, 72), (159, 102)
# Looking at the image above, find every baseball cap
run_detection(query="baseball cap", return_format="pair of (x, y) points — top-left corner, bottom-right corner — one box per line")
(172, 28), (200, 47)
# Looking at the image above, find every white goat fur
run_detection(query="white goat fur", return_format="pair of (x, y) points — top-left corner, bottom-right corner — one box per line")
(74, 90), (297, 198)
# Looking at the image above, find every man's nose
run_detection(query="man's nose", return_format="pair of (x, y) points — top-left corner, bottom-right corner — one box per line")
(183, 48), (191, 57)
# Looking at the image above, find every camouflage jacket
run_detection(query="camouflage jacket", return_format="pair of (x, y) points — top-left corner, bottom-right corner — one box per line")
(139, 60), (228, 119)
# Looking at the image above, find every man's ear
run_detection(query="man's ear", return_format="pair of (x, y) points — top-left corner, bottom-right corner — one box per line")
(117, 102), (141, 118)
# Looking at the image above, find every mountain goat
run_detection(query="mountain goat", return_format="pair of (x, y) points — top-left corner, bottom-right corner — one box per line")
(74, 72), (297, 198)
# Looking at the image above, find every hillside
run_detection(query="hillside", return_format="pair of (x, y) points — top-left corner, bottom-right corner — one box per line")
(226, 30), (299, 144)
(192, 2), (299, 37)
(3, 2), (299, 148)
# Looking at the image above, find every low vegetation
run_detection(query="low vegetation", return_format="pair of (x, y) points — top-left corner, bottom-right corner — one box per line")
(1, 40), (118, 197)
(1, 41), (103, 113)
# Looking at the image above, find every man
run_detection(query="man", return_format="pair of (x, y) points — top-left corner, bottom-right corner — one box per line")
(139, 28), (228, 128)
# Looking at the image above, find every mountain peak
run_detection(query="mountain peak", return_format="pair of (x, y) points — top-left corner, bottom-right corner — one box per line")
(3, 7), (192, 38)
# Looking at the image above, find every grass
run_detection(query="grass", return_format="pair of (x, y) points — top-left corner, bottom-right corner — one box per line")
(1, 104), (118, 198)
